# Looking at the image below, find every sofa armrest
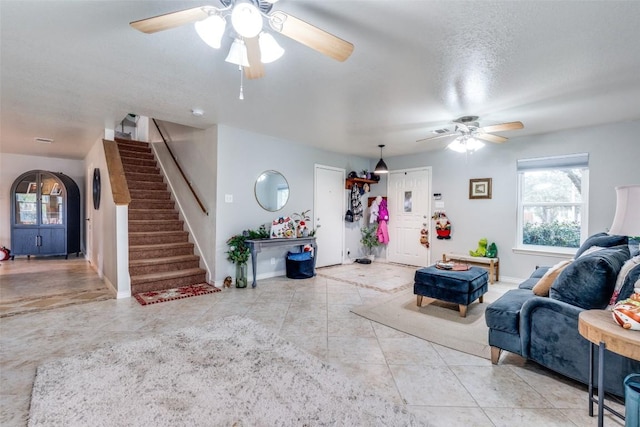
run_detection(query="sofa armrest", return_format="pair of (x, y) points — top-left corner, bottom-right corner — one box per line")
(520, 296), (584, 356)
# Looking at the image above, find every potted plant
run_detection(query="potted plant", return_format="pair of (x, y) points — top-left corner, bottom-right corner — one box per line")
(226, 234), (250, 288)
(360, 224), (380, 261)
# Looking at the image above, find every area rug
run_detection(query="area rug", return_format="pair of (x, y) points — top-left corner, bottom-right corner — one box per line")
(351, 283), (511, 359)
(133, 283), (220, 306)
(28, 316), (424, 427)
(316, 262), (415, 293)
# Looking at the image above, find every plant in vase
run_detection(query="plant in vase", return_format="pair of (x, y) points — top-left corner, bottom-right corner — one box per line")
(360, 224), (380, 260)
(226, 234), (250, 288)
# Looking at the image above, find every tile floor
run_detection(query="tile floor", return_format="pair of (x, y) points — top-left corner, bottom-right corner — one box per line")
(0, 259), (626, 426)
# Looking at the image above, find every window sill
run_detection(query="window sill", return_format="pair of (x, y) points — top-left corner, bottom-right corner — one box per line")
(512, 246), (576, 258)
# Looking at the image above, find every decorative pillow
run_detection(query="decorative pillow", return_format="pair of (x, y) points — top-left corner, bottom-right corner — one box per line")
(550, 245), (630, 310)
(574, 232), (628, 258)
(578, 246), (606, 258)
(532, 260), (573, 297)
(609, 255), (640, 305)
(614, 261), (640, 305)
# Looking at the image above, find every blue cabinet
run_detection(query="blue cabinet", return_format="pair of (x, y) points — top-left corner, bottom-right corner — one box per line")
(10, 170), (80, 258)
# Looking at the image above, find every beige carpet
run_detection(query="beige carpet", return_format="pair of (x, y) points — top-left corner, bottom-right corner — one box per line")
(29, 316), (424, 426)
(316, 262), (416, 293)
(351, 282), (511, 359)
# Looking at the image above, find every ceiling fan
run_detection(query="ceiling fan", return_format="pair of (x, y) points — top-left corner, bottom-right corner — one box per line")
(130, 0), (354, 80)
(417, 116), (524, 153)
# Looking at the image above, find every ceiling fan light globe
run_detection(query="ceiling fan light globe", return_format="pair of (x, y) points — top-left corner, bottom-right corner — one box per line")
(195, 15), (226, 49)
(467, 137), (485, 151)
(258, 32), (284, 63)
(231, 2), (263, 38)
(225, 38), (250, 67)
(447, 138), (468, 153)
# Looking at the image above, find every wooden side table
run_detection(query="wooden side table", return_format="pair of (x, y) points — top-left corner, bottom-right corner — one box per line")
(578, 310), (640, 427)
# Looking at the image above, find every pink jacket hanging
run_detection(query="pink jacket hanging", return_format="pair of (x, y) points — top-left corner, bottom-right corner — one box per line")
(377, 219), (389, 244)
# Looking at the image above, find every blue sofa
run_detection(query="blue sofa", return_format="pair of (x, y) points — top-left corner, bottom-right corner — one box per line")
(485, 233), (640, 397)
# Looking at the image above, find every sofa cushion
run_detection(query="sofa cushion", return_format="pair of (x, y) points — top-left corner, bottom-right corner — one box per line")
(550, 245), (630, 310)
(485, 288), (534, 334)
(519, 266), (551, 290)
(614, 259), (640, 304)
(574, 232), (628, 258)
(532, 259), (573, 297)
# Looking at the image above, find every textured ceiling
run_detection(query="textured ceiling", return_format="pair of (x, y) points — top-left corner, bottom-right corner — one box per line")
(1, 1), (640, 160)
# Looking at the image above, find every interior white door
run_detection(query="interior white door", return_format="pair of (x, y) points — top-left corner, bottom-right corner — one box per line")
(387, 168), (431, 266)
(314, 165), (344, 267)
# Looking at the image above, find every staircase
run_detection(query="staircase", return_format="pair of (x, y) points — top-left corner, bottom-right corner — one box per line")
(115, 138), (207, 294)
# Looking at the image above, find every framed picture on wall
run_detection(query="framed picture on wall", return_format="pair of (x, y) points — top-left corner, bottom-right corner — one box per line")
(469, 178), (492, 199)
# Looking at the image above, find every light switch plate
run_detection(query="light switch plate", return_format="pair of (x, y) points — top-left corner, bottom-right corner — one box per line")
(225, 194), (233, 203)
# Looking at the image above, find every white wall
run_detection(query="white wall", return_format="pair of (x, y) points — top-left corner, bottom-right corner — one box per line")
(83, 137), (121, 294)
(0, 153), (85, 252)
(215, 125), (371, 282)
(388, 120), (640, 280)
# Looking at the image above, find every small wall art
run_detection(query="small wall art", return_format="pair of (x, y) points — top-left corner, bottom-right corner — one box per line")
(469, 178), (492, 199)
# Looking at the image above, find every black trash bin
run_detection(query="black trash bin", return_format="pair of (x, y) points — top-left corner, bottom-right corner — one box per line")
(286, 251), (315, 279)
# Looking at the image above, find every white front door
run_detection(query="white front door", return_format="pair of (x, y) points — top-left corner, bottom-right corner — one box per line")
(314, 165), (344, 267)
(387, 167), (431, 267)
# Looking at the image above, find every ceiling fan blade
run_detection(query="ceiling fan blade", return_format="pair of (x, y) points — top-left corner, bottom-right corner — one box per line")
(417, 133), (456, 143)
(244, 37), (265, 80)
(479, 121), (524, 133)
(130, 6), (210, 34)
(476, 133), (508, 144)
(268, 11), (354, 62)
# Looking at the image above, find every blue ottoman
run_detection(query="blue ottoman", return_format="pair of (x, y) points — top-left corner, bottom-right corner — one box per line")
(414, 266), (489, 317)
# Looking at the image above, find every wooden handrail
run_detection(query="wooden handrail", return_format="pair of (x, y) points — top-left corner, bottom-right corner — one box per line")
(152, 118), (208, 216)
(103, 140), (131, 205)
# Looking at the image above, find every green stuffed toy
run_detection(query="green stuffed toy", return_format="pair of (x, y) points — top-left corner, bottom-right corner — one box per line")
(469, 238), (488, 257)
(486, 242), (498, 258)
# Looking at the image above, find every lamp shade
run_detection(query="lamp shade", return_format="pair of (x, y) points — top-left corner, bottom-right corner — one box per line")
(374, 144), (388, 174)
(374, 158), (388, 174)
(225, 38), (249, 67)
(609, 185), (640, 236)
(195, 15), (226, 49)
(258, 32), (284, 63)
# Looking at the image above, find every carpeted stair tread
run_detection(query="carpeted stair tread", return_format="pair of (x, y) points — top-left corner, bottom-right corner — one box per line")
(129, 209), (178, 221)
(129, 219), (184, 232)
(130, 254), (200, 267)
(129, 199), (176, 210)
(130, 268), (207, 292)
(124, 172), (164, 182)
(127, 180), (167, 191)
(129, 242), (195, 260)
(129, 230), (189, 245)
(129, 189), (171, 200)
(123, 164), (160, 175)
(129, 254), (200, 276)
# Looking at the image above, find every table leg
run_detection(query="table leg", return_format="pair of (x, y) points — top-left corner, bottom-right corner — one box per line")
(597, 341), (605, 427)
(588, 342), (594, 417)
(250, 247), (258, 288)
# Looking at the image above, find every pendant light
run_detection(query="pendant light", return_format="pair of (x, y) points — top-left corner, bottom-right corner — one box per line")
(374, 144), (389, 174)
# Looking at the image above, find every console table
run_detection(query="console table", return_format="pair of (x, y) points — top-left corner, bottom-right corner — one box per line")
(245, 237), (317, 288)
(578, 309), (640, 427)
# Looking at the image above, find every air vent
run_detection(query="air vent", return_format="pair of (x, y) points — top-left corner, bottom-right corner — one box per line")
(433, 128), (449, 134)
(34, 137), (54, 144)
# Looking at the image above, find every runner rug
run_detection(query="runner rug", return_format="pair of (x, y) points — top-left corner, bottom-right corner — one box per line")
(28, 316), (424, 427)
(316, 262), (415, 293)
(133, 283), (220, 306)
(351, 283), (511, 360)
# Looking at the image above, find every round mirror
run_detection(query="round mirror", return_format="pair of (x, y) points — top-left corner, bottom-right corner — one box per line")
(255, 170), (289, 211)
